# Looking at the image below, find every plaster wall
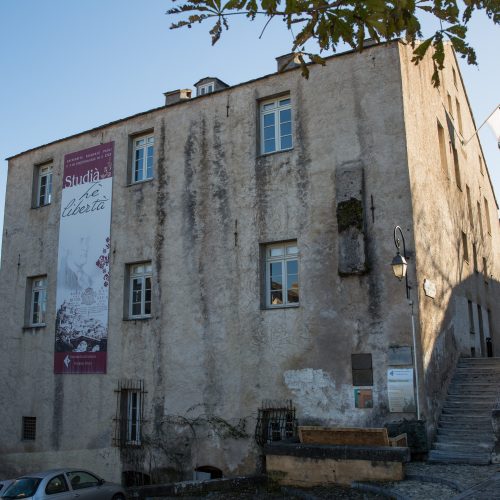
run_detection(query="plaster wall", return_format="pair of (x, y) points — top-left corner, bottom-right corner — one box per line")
(1, 42), (430, 481)
(398, 42), (500, 431)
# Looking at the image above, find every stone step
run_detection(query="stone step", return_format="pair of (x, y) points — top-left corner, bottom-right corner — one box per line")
(436, 425), (493, 434)
(447, 388), (499, 395)
(431, 443), (493, 455)
(458, 356), (500, 363)
(441, 407), (492, 415)
(454, 367), (500, 371)
(436, 426), (493, 440)
(442, 402), (493, 410)
(439, 415), (492, 422)
(449, 380), (500, 386)
(427, 450), (491, 465)
(452, 375), (500, 381)
(445, 394), (498, 401)
(433, 434), (495, 447)
(449, 377), (500, 383)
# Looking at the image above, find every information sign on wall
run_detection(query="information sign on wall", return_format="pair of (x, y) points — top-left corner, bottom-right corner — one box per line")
(387, 368), (416, 413)
(54, 142), (114, 374)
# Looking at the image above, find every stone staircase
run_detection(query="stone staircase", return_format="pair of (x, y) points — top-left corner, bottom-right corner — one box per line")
(428, 357), (500, 464)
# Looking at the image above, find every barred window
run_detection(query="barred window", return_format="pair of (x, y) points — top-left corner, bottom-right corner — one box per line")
(255, 400), (297, 446)
(114, 380), (146, 448)
(22, 416), (36, 440)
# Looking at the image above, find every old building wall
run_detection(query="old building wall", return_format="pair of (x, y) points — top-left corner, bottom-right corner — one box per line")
(1, 42), (421, 481)
(398, 42), (500, 431)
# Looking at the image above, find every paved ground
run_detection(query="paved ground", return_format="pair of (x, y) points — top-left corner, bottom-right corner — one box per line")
(364, 463), (500, 499)
(148, 463), (500, 499)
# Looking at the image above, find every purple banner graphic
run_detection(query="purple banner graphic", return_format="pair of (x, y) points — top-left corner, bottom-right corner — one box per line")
(54, 142), (114, 374)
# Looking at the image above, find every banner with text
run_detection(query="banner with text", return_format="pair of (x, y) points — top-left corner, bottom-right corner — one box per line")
(54, 142), (114, 374)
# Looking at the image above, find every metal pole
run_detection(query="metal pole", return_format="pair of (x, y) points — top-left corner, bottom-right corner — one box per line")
(410, 302), (421, 421)
(462, 103), (500, 146)
(394, 226), (421, 421)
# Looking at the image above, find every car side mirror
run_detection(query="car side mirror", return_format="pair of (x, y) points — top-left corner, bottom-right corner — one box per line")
(98, 479), (105, 486)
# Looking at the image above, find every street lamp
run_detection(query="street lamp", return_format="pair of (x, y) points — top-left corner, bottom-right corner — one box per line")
(391, 225), (421, 421)
(391, 226), (409, 298)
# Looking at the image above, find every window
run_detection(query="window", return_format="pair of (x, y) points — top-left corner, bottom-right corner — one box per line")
(265, 242), (299, 307)
(479, 155), (484, 176)
(351, 353), (373, 386)
(126, 391), (141, 445)
(478, 304), (485, 347)
(22, 416), (36, 440)
(198, 83), (214, 96)
(453, 148), (461, 189)
(472, 243), (478, 272)
(483, 257), (488, 282)
(35, 163), (53, 207)
(45, 475), (68, 495)
(462, 231), (469, 262)
(437, 121), (448, 176)
(468, 300), (475, 334)
(260, 97), (292, 154)
(466, 185), (473, 227)
(132, 134), (154, 183)
(477, 201), (484, 239)
(66, 471), (100, 490)
(447, 93), (453, 118)
(452, 67), (458, 88)
(114, 379), (145, 448)
(128, 263), (152, 318)
(455, 98), (463, 136)
(29, 276), (47, 326)
(484, 197), (491, 234)
(255, 400), (297, 446)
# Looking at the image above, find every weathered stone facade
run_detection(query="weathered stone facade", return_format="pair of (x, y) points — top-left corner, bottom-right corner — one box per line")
(0, 41), (498, 483)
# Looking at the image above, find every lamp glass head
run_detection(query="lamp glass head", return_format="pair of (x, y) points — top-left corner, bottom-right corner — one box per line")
(391, 252), (407, 280)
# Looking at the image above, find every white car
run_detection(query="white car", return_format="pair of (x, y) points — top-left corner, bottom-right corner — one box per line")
(1, 468), (126, 500)
(0, 480), (13, 497)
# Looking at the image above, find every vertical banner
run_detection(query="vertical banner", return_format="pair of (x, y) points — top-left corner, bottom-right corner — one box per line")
(54, 142), (114, 374)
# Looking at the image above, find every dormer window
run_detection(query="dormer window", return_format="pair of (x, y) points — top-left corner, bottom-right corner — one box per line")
(198, 83), (214, 96)
(194, 77), (229, 97)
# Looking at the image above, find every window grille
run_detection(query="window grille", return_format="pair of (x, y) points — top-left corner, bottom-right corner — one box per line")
(22, 416), (36, 440)
(255, 400), (297, 446)
(113, 379), (146, 448)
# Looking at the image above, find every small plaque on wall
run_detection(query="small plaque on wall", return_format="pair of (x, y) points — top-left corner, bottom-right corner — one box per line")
(354, 388), (373, 409)
(388, 346), (413, 366)
(423, 279), (436, 299)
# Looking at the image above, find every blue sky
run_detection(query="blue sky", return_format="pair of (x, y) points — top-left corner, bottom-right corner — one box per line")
(0, 0), (498, 257)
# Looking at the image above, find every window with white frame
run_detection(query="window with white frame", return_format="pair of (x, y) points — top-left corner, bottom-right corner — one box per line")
(197, 83), (214, 96)
(132, 134), (154, 183)
(126, 390), (142, 445)
(129, 263), (152, 318)
(30, 276), (47, 326)
(265, 242), (299, 307)
(260, 97), (293, 154)
(36, 163), (53, 207)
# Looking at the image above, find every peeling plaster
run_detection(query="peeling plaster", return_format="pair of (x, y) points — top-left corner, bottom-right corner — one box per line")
(284, 369), (337, 418)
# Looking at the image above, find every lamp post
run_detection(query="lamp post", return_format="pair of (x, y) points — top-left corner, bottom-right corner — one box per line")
(391, 226), (421, 421)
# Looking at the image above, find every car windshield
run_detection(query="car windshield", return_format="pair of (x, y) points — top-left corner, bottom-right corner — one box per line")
(2, 477), (41, 498)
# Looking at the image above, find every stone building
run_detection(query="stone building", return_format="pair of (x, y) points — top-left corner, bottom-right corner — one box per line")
(0, 40), (498, 482)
